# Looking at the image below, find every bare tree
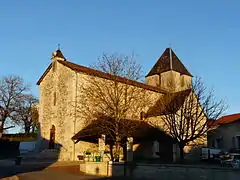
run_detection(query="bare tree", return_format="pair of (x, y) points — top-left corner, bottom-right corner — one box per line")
(147, 77), (226, 160)
(17, 94), (39, 133)
(0, 76), (30, 135)
(78, 53), (150, 161)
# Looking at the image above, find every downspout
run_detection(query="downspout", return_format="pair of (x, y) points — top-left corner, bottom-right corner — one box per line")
(73, 71), (78, 160)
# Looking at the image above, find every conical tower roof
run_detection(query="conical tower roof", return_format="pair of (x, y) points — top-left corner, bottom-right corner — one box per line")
(146, 48), (192, 77)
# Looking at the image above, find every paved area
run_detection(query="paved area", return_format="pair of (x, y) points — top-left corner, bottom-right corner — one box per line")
(0, 158), (81, 178)
(15, 171), (100, 180)
(0, 163), (97, 179)
(0, 161), (144, 180)
(0, 159), (81, 167)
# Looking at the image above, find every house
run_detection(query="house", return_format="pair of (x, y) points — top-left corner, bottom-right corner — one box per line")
(36, 47), (205, 161)
(208, 113), (240, 152)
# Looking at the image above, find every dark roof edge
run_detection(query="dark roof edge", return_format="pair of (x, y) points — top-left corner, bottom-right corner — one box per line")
(37, 60), (168, 94)
(36, 63), (52, 85)
(145, 69), (193, 78)
(58, 60), (168, 94)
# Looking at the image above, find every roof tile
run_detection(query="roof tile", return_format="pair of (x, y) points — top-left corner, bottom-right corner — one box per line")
(146, 48), (192, 77)
(146, 88), (192, 117)
(37, 60), (168, 94)
(213, 113), (240, 126)
(58, 60), (168, 93)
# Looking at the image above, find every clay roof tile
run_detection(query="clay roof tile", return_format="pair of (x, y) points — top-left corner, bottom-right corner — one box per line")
(146, 48), (192, 77)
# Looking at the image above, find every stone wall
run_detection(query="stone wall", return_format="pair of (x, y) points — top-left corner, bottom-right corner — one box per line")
(39, 60), (76, 160)
(39, 57), (206, 162)
(80, 162), (125, 176)
(80, 162), (240, 180)
(39, 60), (163, 161)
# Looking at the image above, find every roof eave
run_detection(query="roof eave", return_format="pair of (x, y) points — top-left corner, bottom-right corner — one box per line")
(58, 60), (168, 94)
(146, 70), (193, 78)
(36, 63), (52, 85)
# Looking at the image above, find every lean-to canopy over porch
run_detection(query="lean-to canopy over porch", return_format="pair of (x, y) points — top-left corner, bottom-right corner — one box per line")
(72, 116), (171, 144)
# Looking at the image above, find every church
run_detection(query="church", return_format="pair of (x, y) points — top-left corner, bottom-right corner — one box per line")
(37, 47), (205, 161)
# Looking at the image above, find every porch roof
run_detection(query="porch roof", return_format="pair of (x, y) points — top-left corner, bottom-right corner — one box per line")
(72, 116), (171, 144)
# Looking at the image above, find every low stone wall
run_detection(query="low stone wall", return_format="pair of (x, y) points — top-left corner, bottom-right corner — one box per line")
(80, 162), (108, 176)
(132, 163), (240, 180)
(80, 162), (240, 180)
(79, 161), (125, 176)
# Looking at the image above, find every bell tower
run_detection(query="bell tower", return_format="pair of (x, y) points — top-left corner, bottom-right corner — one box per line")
(146, 48), (192, 92)
(51, 47), (66, 62)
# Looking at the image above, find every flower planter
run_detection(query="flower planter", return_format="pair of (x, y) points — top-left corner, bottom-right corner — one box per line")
(95, 156), (101, 162)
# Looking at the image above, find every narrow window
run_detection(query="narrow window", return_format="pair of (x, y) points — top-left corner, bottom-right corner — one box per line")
(212, 140), (215, 148)
(232, 137), (236, 149)
(181, 76), (185, 87)
(49, 125), (55, 149)
(159, 74), (161, 87)
(52, 61), (57, 72)
(53, 92), (56, 106)
(140, 112), (145, 120)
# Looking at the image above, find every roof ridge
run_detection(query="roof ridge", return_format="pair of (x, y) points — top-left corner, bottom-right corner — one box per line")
(37, 60), (168, 94)
(214, 113), (240, 126)
(219, 113), (240, 119)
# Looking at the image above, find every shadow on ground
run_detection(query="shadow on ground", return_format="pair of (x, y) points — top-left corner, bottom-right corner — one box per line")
(0, 124), (62, 179)
(6, 165), (147, 180)
(0, 145), (61, 178)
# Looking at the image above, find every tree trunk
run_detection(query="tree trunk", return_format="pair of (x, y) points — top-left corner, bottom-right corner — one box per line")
(32, 126), (35, 133)
(24, 122), (31, 133)
(110, 143), (114, 161)
(25, 126), (30, 134)
(0, 123), (3, 134)
(178, 142), (185, 162)
(0, 125), (3, 138)
(114, 140), (121, 162)
(179, 146), (184, 160)
(0, 119), (5, 137)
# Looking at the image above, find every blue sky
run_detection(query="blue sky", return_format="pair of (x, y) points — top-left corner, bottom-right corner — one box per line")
(0, 0), (239, 122)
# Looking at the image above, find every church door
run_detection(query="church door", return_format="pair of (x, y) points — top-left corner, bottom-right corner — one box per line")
(49, 125), (55, 149)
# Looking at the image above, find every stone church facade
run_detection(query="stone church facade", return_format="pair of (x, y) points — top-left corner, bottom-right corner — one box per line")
(37, 48), (205, 161)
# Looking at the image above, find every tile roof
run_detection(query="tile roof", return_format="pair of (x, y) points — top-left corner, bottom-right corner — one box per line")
(37, 60), (168, 94)
(146, 88), (192, 117)
(146, 48), (192, 77)
(212, 113), (240, 126)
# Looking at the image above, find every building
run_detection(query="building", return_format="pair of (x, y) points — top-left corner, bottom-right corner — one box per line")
(37, 47), (205, 161)
(208, 113), (240, 152)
